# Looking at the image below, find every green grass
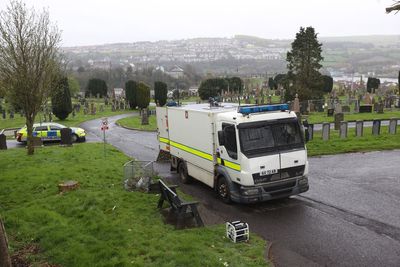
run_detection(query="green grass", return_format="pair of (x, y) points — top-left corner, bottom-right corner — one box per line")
(307, 126), (400, 156)
(307, 111), (400, 124)
(117, 115), (157, 131)
(0, 104), (132, 130)
(0, 144), (267, 267)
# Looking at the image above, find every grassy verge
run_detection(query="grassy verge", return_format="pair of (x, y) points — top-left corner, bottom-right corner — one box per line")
(0, 103), (132, 130)
(0, 143), (267, 266)
(307, 110), (400, 124)
(117, 115), (157, 131)
(307, 126), (400, 156)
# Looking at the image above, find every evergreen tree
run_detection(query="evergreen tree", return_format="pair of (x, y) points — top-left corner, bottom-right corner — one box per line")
(154, 81), (168, 106)
(366, 77), (380, 93)
(198, 78), (228, 100)
(286, 27), (324, 101)
(52, 77), (72, 120)
(86, 78), (107, 97)
(125, 80), (138, 109)
(268, 77), (276, 90)
(226, 77), (243, 93)
(322, 75), (333, 93)
(136, 82), (150, 109)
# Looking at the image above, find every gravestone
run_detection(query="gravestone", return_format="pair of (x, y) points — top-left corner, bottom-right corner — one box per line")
(373, 102), (379, 112)
(339, 121), (348, 139)
(377, 103), (384, 114)
(327, 108), (334, 117)
(372, 120), (381, 135)
(60, 128), (72, 146)
(356, 121), (363, 137)
(141, 108), (149, 125)
(364, 93), (372, 105)
(334, 103), (342, 114)
(308, 124), (314, 141)
(292, 95), (300, 113)
(334, 113), (344, 130)
(83, 107), (88, 115)
(2, 110), (5, 119)
(342, 106), (350, 113)
(100, 105), (104, 112)
(359, 105), (372, 113)
(90, 103), (95, 115)
(389, 118), (397, 134)
(0, 134), (7, 150)
(354, 101), (360, 113)
(322, 123), (330, 141)
(9, 111), (14, 119)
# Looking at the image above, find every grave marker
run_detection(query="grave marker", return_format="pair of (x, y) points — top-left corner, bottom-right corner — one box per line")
(389, 118), (397, 134)
(372, 120), (381, 135)
(356, 121), (364, 137)
(340, 121), (348, 139)
(322, 123), (330, 141)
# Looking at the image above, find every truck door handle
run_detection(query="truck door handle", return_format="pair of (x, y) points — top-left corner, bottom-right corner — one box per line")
(294, 160), (298, 163)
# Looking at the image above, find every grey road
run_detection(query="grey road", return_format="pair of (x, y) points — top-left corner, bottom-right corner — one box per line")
(8, 114), (400, 266)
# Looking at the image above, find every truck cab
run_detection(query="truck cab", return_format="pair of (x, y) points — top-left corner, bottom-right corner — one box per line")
(215, 105), (309, 203)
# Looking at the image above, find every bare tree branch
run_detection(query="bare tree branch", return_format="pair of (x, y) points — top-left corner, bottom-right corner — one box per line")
(386, 1), (400, 13)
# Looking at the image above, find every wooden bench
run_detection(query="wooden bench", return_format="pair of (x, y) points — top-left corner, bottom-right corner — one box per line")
(157, 179), (204, 227)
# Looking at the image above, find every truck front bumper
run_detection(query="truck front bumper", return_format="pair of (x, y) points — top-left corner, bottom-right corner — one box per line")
(230, 176), (309, 204)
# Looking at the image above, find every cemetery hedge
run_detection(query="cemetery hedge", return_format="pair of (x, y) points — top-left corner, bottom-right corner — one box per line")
(307, 126), (400, 156)
(0, 143), (267, 267)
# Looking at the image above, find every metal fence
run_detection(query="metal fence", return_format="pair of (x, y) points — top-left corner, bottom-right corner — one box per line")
(123, 160), (156, 191)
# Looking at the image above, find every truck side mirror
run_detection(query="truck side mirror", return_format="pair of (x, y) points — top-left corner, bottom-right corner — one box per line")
(218, 131), (225, 146)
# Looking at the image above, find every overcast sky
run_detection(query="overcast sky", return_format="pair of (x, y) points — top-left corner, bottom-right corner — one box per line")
(1, 0), (399, 46)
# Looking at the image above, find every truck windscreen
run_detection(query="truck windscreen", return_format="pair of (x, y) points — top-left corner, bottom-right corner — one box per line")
(239, 121), (304, 157)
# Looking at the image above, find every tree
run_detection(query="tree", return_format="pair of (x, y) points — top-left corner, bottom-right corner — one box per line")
(366, 77), (380, 93)
(286, 27), (324, 101)
(398, 70), (400, 95)
(136, 82), (150, 109)
(68, 76), (80, 96)
(322, 75), (333, 93)
(52, 77), (72, 120)
(226, 77), (243, 94)
(86, 78), (107, 97)
(198, 78), (228, 100)
(268, 77), (276, 90)
(0, 0), (62, 155)
(154, 81), (168, 106)
(125, 80), (138, 109)
(386, 1), (400, 13)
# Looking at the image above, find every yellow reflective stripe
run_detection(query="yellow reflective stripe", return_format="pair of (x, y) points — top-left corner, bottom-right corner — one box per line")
(217, 157), (241, 171)
(224, 160), (241, 171)
(159, 137), (170, 144)
(169, 140), (213, 161)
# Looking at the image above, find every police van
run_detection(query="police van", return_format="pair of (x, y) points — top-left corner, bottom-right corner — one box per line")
(156, 103), (309, 203)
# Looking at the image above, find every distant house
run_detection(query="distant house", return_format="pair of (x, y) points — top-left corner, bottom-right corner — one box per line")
(112, 88), (125, 99)
(166, 65), (185, 79)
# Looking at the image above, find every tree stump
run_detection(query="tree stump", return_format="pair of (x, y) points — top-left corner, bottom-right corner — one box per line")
(58, 180), (79, 193)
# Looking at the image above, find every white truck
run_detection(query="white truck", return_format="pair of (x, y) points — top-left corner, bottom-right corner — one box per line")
(156, 103), (309, 203)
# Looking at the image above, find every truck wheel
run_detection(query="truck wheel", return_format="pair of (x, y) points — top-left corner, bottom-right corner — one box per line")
(71, 134), (78, 143)
(178, 161), (191, 184)
(217, 176), (232, 204)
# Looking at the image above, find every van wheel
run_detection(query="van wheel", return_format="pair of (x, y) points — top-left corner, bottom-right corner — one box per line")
(217, 176), (232, 204)
(178, 161), (191, 184)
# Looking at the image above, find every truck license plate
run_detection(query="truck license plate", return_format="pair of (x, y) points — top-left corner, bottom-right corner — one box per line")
(260, 169), (277, 176)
